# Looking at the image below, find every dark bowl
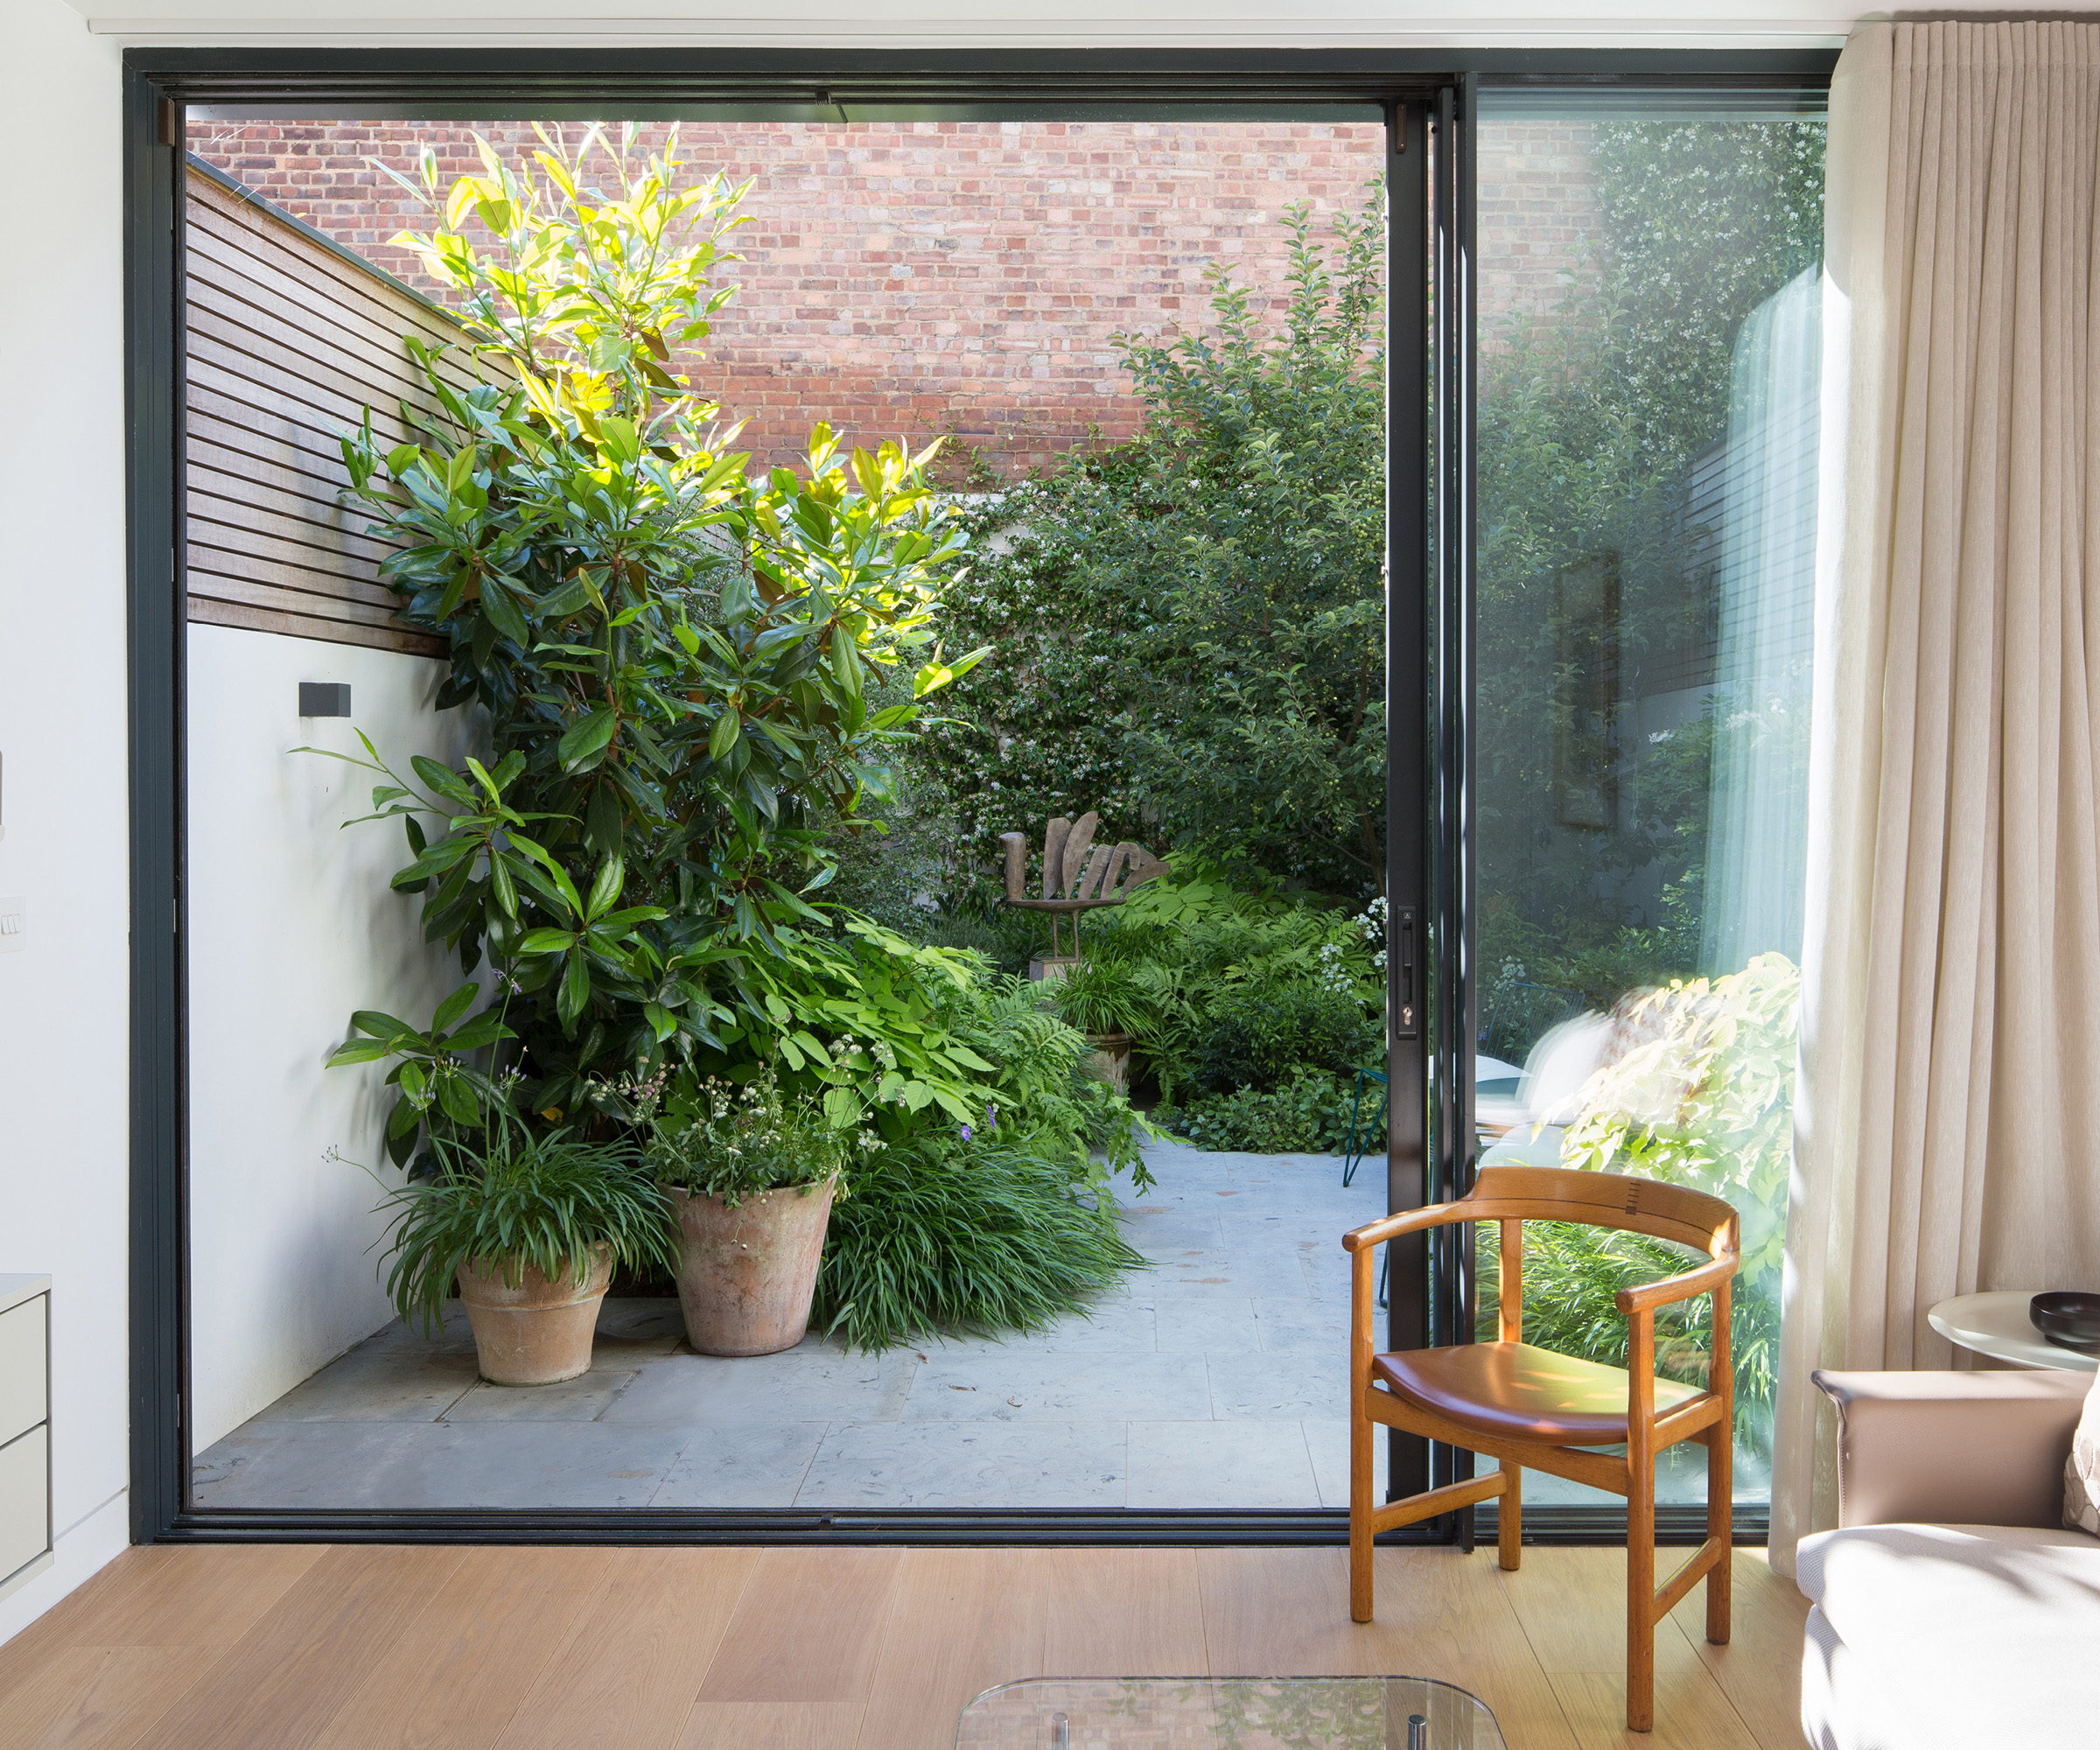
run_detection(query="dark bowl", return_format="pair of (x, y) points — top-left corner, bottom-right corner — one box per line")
(2029, 1291), (2100, 1354)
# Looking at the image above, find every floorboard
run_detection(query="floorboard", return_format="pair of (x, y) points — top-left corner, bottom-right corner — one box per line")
(311, 1546), (616, 1750)
(696, 1549), (902, 1707)
(0, 1644), (208, 1750)
(0, 1549), (198, 1712)
(0, 1544), (1810, 1750)
(1043, 1548), (1207, 1676)
(1663, 1552), (1809, 1750)
(127, 1546), (466, 1750)
(675, 1702), (866, 1750)
(494, 1547), (759, 1750)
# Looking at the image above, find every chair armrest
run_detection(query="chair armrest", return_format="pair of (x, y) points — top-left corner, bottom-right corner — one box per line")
(1812, 1368), (2090, 1529)
(1616, 1252), (1738, 1314)
(1342, 1200), (1471, 1253)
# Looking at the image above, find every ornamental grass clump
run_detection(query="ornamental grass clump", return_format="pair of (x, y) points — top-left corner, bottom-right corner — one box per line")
(372, 1121), (678, 1334)
(814, 1135), (1144, 1351)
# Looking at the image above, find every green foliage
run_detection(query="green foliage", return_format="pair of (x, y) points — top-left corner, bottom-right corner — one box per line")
(331, 125), (987, 1130)
(371, 1121), (678, 1334)
(1153, 1070), (1380, 1157)
(322, 128), (1152, 1348)
(637, 1067), (850, 1208)
(1474, 1219), (1777, 1445)
(814, 1135), (1144, 1352)
(1480, 953), (1799, 1446)
(915, 192), (1387, 895)
(942, 976), (1150, 1187)
(1475, 118), (1824, 992)
(323, 978), (516, 1167)
(1076, 877), (1381, 1106)
(1558, 954), (1796, 1303)
(1045, 959), (1156, 1039)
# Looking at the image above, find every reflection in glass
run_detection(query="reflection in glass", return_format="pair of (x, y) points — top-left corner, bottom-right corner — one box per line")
(1474, 104), (1826, 1505)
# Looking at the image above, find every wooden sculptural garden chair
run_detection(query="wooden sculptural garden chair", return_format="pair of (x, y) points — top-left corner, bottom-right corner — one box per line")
(1340, 1165), (1741, 1733)
(996, 811), (1170, 964)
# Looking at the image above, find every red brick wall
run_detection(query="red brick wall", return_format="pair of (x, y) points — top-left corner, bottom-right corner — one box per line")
(191, 118), (1592, 472)
(1477, 119), (1603, 341)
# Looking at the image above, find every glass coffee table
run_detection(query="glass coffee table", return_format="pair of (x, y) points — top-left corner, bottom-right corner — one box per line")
(957, 1676), (1505, 1747)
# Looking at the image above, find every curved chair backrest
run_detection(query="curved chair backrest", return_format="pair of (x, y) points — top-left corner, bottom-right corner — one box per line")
(1463, 1165), (1739, 1261)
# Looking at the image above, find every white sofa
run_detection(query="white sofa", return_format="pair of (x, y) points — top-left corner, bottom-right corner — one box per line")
(1799, 1369), (2099, 1750)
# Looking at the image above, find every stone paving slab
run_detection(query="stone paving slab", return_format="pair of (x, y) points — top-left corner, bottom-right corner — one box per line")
(188, 1139), (1769, 1514)
(648, 1419), (831, 1508)
(797, 1419), (1128, 1509)
(1125, 1419), (1320, 1509)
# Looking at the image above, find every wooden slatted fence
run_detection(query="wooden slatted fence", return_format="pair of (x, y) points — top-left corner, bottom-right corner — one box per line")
(183, 159), (479, 656)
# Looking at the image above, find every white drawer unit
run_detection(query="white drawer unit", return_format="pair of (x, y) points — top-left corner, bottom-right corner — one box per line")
(0, 1276), (52, 1605)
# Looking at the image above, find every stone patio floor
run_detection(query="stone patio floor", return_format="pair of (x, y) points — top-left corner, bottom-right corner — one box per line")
(192, 1139), (1760, 1512)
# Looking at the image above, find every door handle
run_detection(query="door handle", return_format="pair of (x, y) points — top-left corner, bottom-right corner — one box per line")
(1393, 906), (1420, 1040)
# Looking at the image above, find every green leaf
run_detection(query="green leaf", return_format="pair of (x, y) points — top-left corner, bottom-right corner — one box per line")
(479, 575), (531, 648)
(325, 1040), (393, 1068)
(410, 757), (475, 805)
(489, 850), (518, 918)
(436, 1071), (483, 1126)
(708, 709), (741, 761)
(584, 857), (624, 922)
(350, 1009), (424, 1043)
(557, 952), (592, 1027)
(430, 983), (479, 1036)
(557, 708), (620, 773)
(442, 1012), (514, 1050)
(642, 1001), (677, 1042)
(517, 928), (579, 956)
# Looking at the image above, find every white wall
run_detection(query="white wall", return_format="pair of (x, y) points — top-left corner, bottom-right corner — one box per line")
(0, 0), (133, 1651)
(185, 626), (480, 1452)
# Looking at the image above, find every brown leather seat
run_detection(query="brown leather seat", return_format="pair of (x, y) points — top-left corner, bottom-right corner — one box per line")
(1373, 1340), (1704, 1446)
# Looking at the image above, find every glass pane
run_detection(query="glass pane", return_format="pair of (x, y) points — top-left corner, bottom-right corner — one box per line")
(1473, 97), (1825, 1506)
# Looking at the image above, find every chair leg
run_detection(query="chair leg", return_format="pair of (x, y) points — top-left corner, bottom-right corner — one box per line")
(1341, 1071), (1366, 1187)
(1705, 1422), (1732, 1645)
(1496, 1457), (1522, 1571)
(1349, 1382), (1375, 1621)
(1626, 1446), (1656, 1732)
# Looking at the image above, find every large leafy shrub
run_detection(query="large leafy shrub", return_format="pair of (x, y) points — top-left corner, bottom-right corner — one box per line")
(324, 127), (1150, 1340)
(915, 193), (1386, 897)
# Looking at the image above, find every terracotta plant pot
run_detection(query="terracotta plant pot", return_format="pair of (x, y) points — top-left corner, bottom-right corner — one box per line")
(455, 1246), (613, 1385)
(668, 1177), (837, 1357)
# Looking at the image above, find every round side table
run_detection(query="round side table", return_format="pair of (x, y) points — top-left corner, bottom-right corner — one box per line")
(1928, 1291), (2098, 1372)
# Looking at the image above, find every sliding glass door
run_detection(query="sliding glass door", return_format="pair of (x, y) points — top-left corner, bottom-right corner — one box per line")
(1466, 86), (1825, 1521)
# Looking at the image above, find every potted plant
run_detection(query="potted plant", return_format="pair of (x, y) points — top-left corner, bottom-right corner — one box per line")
(642, 1070), (850, 1357)
(374, 1120), (679, 1385)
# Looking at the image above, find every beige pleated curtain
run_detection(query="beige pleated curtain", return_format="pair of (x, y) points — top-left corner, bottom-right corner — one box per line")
(1772, 18), (2100, 1576)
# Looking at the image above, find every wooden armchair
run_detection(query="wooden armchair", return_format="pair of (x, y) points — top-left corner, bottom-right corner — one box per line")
(1342, 1166), (1740, 1733)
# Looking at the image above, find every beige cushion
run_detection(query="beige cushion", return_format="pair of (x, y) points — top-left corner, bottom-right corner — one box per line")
(1797, 1523), (2100, 1750)
(2068, 1367), (2100, 1536)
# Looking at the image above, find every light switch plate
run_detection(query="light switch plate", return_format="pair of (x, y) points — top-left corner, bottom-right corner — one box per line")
(0, 898), (22, 955)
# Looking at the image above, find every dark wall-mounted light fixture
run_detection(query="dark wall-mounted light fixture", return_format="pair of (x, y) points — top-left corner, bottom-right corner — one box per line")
(298, 682), (352, 718)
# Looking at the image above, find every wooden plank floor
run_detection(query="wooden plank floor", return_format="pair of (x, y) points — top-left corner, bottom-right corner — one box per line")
(0, 1544), (1807, 1750)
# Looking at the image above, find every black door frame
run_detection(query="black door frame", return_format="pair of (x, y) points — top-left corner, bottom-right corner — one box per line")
(123, 46), (1835, 1546)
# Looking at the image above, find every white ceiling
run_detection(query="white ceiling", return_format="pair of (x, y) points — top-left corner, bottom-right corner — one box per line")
(69, 0), (1886, 49)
